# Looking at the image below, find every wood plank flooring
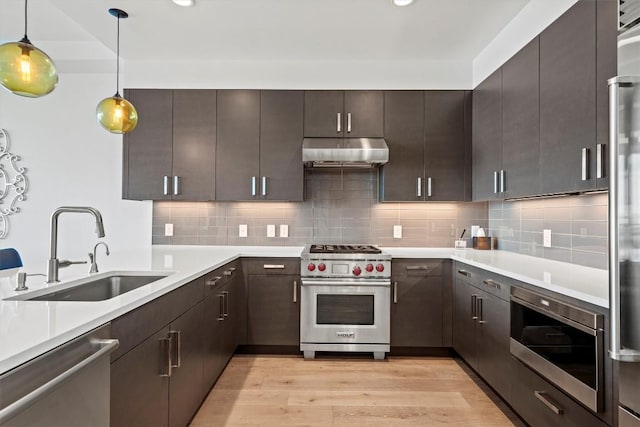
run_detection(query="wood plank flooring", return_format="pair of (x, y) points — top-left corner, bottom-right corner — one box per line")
(190, 355), (524, 426)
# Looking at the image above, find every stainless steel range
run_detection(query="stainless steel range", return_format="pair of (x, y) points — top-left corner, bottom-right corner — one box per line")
(300, 244), (391, 360)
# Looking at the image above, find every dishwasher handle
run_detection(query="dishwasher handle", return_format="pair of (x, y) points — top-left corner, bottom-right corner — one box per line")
(0, 338), (119, 424)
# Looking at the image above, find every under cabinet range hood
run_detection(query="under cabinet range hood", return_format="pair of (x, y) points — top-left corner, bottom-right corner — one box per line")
(302, 138), (389, 168)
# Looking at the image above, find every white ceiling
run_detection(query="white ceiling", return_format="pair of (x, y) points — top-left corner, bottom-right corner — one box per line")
(0, 0), (529, 64)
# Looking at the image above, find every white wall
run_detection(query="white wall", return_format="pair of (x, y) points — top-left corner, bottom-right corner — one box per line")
(0, 73), (151, 277)
(472, 0), (579, 87)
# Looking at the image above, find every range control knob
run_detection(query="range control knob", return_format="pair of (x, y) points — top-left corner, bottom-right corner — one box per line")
(376, 263), (385, 272)
(318, 263), (326, 272)
(365, 264), (374, 272)
(353, 266), (362, 276)
(307, 263), (316, 272)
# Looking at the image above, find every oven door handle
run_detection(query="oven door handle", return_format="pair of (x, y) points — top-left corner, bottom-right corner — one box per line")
(511, 296), (597, 336)
(301, 279), (391, 287)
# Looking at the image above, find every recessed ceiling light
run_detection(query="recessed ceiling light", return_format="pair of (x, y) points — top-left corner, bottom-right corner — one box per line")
(172, 0), (194, 6)
(393, 0), (414, 5)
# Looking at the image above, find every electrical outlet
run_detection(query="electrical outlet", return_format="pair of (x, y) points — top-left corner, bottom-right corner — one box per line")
(164, 254), (173, 269)
(280, 224), (289, 238)
(239, 224), (248, 238)
(543, 229), (552, 247)
(267, 224), (276, 238)
(393, 225), (402, 239)
(165, 223), (174, 237)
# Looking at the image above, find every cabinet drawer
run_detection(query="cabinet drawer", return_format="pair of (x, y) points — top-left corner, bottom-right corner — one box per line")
(454, 262), (510, 301)
(620, 407), (640, 427)
(392, 259), (444, 277)
(511, 358), (607, 427)
(204, 260), (240, 297)
(244, 258), (300, 275)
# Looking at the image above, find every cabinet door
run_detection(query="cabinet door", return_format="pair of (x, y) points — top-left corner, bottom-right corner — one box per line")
(123, 89), (173, 200)
(344, 90), (384, 137)
(169, 303), (204, 427)
(259, 90), (304, 201)
(453, 279), (478, 370)
(172, 90), (216, 201)
(247, 275), (300, 346)
(216, 90), (260, 201)
(221, 282), (236, 361)
(111, 326), (170, 427)
(540, 1), (596, 194)
(391, 271), (443, 347)
(502, 37), (540, 199)
(304, 91), (345, 137)
(477, 292), (511, 402)
(472, 68), (503, 201)
(380, 91), (424, 201)
(202, 292), (225, 395)
(424, 91), (467, 201)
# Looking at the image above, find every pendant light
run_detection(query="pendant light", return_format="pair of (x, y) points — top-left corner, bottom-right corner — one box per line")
(0, 0), (58, 97)
(96, 8), (138, 134)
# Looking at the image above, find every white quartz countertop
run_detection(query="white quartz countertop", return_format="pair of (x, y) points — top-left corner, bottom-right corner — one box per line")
(0, 245), (607, 374)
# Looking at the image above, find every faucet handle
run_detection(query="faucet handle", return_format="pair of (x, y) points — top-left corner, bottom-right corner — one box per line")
(58, 259), (88, 268)
(15, 272), (46, 291)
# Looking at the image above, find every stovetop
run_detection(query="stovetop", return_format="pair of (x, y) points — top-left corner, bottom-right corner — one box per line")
(309, 244), (382, 254)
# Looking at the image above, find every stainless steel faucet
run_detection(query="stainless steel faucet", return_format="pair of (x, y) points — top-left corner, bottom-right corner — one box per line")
(47, 206), (106, 283)
(88, 242), (110, 274)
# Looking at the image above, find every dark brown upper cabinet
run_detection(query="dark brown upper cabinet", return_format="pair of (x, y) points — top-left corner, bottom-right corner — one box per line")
(304, 90), (384, 138)
(472, 68), (503, 201)
(123, 89), (216, 201)
(501, 37), (540, 199)
(380, 90), (470, 202)
(216, 90), (304, 201)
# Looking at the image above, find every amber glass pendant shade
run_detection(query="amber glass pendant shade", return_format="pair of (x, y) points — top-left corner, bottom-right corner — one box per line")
(96, 93), (138, 134)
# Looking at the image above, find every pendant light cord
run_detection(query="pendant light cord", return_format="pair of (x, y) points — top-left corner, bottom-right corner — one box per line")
(116, 14), (121, 95)
(23, 0), (28, 39)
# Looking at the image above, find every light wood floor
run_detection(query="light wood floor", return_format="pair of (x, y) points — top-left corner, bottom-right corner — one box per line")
(190, 355), (524, 427)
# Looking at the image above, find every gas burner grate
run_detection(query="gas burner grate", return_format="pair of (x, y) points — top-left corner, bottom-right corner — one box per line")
(309, 244), (382, 254)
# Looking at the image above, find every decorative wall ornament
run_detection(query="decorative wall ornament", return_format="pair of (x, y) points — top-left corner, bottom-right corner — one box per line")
(0, 129), (28, 238)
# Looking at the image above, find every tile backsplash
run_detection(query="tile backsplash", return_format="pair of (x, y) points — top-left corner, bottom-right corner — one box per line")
(488, 192), (608, 269)
(152, 170), (488, 248)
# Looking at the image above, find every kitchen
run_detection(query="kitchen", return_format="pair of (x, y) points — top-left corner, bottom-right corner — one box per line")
(0, 0), (634, 426)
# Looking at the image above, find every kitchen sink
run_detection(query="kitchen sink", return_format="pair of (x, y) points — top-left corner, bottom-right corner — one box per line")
(6, 272), (169, 302)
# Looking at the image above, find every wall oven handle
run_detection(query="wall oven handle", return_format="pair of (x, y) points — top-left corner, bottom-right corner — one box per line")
(477, 298), (486, 324)
(393, 281), (398, 304)
(471, 294), (478, 320)
(293, 280), (297, 303)
(301, 279), (391, 287)
(534, 391), (564, 415)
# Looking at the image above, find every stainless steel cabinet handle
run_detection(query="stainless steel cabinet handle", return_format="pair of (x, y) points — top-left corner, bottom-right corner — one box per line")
(483, 279), (501, 290)
(471, 294), (478, 320)
(223, 267), (236, 276)
(406, 265), (430, 271)
(262, 176), (267, 196)
(251, 176), (257, 196)
(0, 338), (119, 423)
(347, 112), (352, 133)
(218, 294), (225, 321)
(173, 176), (179, 196)
(293, 280), (297, 303)
(427, 177), (432, 197)
(596, 143), (604, 179)
(393, 281), (398, 304)
(493, 171), (498, 194)
(500, 170), (506, 193)
(222, 291), (229, 317)
(535, 391), (564, 415)
(457, 269), (470, 277)
(581, 148), (590, 181)
(160, 337), (172, 377)
(169, 330), (181, 368)
(206, 276), (222, 287)
(263, 264), (285, 269)
(163, 176), (170, 196)
(478, 298), (486, 324)
(417, 177), (422, 198)
(337, 112), (342, 133)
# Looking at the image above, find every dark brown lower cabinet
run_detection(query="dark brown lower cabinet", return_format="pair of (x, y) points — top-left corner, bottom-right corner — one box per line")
(390, 259), (451, 348)
(202, 289), (225, 394)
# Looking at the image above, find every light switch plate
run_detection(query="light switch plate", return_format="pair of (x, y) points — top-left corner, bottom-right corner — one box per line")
(239, 224), (248, 238)
(267, 224), (276, 238)
(393, 225), (402, 239)
(280, 224), (289, 238)
(543, 229), (552, 247)
(165, 223), (174, 237)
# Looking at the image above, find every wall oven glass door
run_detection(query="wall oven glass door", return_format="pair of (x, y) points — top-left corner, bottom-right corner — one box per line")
(300, 280), (390, 345)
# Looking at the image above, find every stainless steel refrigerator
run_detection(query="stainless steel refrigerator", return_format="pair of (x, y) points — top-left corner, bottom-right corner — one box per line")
(610, 2), (640, 425)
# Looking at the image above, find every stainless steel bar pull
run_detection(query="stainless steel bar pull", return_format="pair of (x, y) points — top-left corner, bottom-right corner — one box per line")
(173, 176), (179, 196)
(581, 148), (590, 181)
(493, 171), (499, 194)
(483, 279), (501, 290)
(160, 337), (172, 377)
(534, 391), (563, 415)
(471, 294), (478, 320)
(393, 281), (398, 304)
(293, 280), (297, 303)
(337, 113), (342, 133)
(206, 276), (222, 287)
(347, 112), (352, 133)
(218, 294), (225, 321)
(251, 176), (257, 196)
(163, 176), (170, 196)
(222, 291), (229, 317)
(427, 177), (432, 197)
(499, 170), (506, 193)
(596, 143), (604, 179)
(263, 264), (285, 269)
(477, 298), (486, 324)
(261, 176), (267, 196)
(417, 177), (422, 198)
(169, 330), (181, 368)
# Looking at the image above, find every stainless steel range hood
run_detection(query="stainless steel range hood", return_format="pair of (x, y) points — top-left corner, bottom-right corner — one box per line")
(302, 138), (389, 168)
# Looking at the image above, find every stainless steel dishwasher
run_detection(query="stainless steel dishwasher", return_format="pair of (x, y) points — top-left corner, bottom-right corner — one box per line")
(0, 324), (118, 427)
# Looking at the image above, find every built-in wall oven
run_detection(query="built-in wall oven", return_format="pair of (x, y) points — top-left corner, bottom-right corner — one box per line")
(300, 244), (391, 360)
(510, 287), (604, 413)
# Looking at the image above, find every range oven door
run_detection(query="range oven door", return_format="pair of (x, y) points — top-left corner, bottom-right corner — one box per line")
(300, 279), (390, 345)
(510, 290), (604, 413)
